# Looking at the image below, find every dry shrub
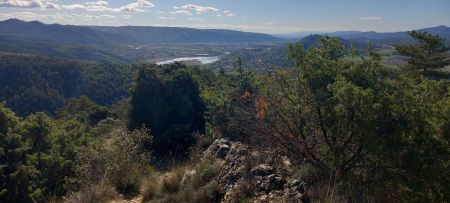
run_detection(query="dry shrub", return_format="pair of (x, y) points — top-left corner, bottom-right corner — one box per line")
(191, 159), (220, 189)
(142, 177), (160, 202)
(69, 127), (152, 198)
(192, 181), (222, 203)
(161, 167), (185, 194)
(65, 180), (117, 203)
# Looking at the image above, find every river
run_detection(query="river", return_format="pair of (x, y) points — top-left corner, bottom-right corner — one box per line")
(156, 52), (229, 65)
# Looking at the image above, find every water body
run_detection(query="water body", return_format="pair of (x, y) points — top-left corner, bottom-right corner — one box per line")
(156, 52), (229, 65)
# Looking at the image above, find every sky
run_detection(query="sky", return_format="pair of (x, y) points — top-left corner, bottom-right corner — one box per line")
(0, 0), (449, 33)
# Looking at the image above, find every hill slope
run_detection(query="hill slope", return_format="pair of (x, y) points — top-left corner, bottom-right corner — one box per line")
(0, 19), (279, 45)
(331, 25), (450, 44)
(0, 52), (133, 115)
(0, 19), (138, 47)
(276, 26), (450, 45)
(0, 35), (130, 64)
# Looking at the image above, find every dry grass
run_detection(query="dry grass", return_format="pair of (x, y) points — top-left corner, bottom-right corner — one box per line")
(161, 167), (185, 194)
(142, 166), (186, 202)
(65, 180), (118, 203)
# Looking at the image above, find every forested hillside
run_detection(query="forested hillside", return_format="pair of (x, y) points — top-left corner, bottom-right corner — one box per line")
(0, 19), (278, 46)
(0, 36), (130, 64)
(90, 26), (279, 43)
(0, 52), (133, 116)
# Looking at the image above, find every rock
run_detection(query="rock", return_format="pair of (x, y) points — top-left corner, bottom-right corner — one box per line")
(282, 180), (309, 203)
(259, 174), (285, 192)
(286, 180), (307, 194)
(193, 138), (309, 203)
(216, 144), (230, 158)
(251, 164), (274, 176)
(180, 169), (196, 185)
(259, 194), (268, 201)
(203, 138), (231, 159)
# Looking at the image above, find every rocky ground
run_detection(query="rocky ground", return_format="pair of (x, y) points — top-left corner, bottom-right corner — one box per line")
(181, 139), (310, 203)
(110, 138), (310, 203)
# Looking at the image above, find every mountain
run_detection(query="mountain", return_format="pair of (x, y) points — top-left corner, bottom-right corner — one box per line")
(0, 19), (138, 47)
(0, 35), (130, 64)
(329, 25), (450, 44)
(0, 52), (133, 116)
(0, 19), (281, 63)
(90, 26), (279, 43)
(419, 25), (450, 38)
(272, 31), (319, 40)
(299, 34), (370, 49)
(276, 25), (450, 45)
(0, 19), (279, 46)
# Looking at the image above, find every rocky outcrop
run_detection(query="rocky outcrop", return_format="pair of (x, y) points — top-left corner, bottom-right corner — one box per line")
(191, 138), (310, 203)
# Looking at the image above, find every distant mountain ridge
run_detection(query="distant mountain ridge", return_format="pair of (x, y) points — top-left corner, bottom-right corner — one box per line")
(90, 26), (279, 44)
(276, 25), (450, 44)
(330, 25), (450, 39)
(0, 19), (138, 47)
(0, 19), (278, 46)
(298, 34), (374, 51)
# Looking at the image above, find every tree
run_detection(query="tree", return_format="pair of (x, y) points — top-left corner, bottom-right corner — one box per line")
(259, 37), (393, 201)
(396, 30), (450, 76)
(0, 102), (32, 202)
(258, 36), (450, 201)
(128, 63), (205, 160)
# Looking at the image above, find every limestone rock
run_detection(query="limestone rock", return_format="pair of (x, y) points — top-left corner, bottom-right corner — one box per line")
(251, 164), (274, 176)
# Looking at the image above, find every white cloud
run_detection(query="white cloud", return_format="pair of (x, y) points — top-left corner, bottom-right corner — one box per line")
(61, 4), (84, 10)
(0, 11), (117, 24)
(120, 0), (154, 12)
(224, 10), (236, 17)
(0, 0), (155, 12)
(170, 10), (192, 15)
(85, 0), (109, 6)
(187, 17), (202, 21)
(0, 11), (44, 20)
(174, 4), (218, 14)
(0, 0), (59, 9)
(44, 2), (59, 9)
(157, 16), (175, 20)
(358, 16), (381, 21)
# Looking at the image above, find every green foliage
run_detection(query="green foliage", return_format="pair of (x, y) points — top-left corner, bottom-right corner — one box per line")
(204, 58), (262, 143)
(0, 102), (31, 202)
(258, 35), (450, 201)
(368, 77), (450, 201)
(128, 63), (205, 160)
(190, 159), (220, 190)
(57, 96), (112, 128)
(72, 127), (152, 197)
(0, 103), (92, 202)
(396, 30), (450, 76)
(0, 53), (133, 116)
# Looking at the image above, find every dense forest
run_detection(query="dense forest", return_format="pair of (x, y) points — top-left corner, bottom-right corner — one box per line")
(1, 30), (449, 202)
(0, 52), (133, 116)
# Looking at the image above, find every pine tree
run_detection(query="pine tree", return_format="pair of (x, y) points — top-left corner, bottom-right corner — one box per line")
(396, 30), (449, 75)
(0, 102), (32, 202)
(128, 63), (205, 159)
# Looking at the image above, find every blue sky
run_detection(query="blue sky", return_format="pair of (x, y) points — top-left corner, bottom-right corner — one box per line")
(0, 0), (449, 33)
